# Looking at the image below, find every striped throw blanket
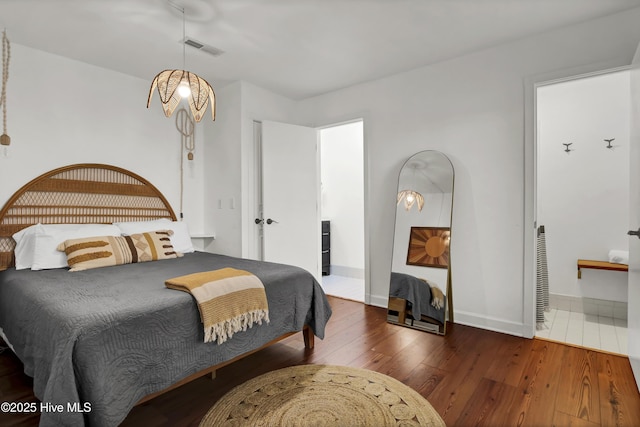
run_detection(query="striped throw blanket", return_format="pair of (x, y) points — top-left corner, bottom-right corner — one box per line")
(165, 268), (270, 344)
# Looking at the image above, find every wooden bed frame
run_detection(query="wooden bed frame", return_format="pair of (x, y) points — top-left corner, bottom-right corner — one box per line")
(388, 273), (453, 335)
(0, 163), (315, 405)
(388, 296), (445, 333)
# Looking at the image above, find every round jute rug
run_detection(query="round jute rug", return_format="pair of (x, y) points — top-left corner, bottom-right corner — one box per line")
(199, 364), (446, 427)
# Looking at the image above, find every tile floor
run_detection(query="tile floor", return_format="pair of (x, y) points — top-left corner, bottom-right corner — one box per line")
(535, 308), (627, 355)
(320, 274), (365, 302)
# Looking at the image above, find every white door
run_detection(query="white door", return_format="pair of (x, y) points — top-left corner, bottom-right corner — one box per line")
(628, 41), (640, 390)
(261, 120), (321, 280)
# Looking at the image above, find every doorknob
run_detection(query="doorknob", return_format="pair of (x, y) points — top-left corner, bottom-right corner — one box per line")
(628, 228), (640, 238)
(254, 218), (264, 225)
(266, 218), (278, 225)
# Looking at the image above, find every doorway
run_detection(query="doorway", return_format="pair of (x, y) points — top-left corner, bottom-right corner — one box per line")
(318, 120), (365, 302)
(249, 119), (368, 302)
(534, 69), (631, 354)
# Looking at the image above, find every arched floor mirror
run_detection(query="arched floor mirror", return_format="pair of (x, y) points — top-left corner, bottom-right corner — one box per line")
(387, 150), (454, 335)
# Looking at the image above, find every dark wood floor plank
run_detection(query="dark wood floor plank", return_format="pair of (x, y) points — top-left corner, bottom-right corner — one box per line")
(419, 322), (480, 371)
(553, 411), (601, 427)
(350, 349), (391, 370)
(555, 348), (601, 424)
(484, 332), (535, 387)
(596, 351), (640, 426)
(455, 377), (519, 427)
(403, 362), (446, 397)
(1, 296), (639, 427)
(519, 340), (565, 426)
(502, 338), (566, 426)
(307, 321), (394, 366)
(373, 342), (434, 381)
(421, 327), (506, 425)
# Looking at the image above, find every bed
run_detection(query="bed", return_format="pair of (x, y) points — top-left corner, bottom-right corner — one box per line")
(0, 164), (332, 427)
(388, 271), (445, 333)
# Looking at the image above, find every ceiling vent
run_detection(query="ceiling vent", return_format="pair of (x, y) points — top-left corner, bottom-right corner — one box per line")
(183, 37), (224, 57)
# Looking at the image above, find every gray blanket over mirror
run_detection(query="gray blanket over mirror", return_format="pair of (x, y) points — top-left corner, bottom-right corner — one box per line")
(389, 271), (444, 323)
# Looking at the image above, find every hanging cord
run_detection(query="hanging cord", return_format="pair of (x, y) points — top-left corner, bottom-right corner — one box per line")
(0, 29), (10, 146)
(175, 107), (195, 219)
(166, 0), (187, 70)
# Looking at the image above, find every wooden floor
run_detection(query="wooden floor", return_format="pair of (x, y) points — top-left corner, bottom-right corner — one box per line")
(1, 296), (640, 426)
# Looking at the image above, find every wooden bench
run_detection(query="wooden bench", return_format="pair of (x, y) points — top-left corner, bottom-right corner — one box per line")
(577, 259), (628, 279)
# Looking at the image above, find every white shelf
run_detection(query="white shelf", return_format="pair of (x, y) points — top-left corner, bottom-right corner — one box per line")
(190, 233), (216, 239)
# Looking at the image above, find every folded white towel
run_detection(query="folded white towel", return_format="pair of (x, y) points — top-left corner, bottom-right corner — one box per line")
(608, 250), (629, 265)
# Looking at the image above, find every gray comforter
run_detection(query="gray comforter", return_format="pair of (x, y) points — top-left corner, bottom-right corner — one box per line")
(0, 252), (332, 427)
(389, 271), (444, 324)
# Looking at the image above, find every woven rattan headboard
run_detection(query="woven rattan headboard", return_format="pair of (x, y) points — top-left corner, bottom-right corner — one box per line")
(0, 163), (177, 270)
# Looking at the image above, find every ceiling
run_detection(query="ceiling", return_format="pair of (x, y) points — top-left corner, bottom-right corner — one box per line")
(1, 0), (639, 100)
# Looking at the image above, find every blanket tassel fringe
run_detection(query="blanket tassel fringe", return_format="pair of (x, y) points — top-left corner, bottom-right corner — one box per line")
(205, 309), (270, 344)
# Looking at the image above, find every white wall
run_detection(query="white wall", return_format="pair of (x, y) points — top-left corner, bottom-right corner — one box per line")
(202, 81), (298, 258)
(0, 43), (206, 233)
(294, 7), (640, 336)
(201, 81), (243, 256)
(320, 121), (364, 276)
(537, 71), (630, 302)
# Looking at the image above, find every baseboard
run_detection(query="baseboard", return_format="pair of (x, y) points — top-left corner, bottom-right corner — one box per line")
(453, 310), (524, 337)
(329, 265), (365, 279)
(369, 296), (524, 337)
(369, 293), (389, 309)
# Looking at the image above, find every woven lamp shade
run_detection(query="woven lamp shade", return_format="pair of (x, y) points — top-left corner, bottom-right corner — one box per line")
(147, 69), (215, 122)
(397, 189), (424, 211)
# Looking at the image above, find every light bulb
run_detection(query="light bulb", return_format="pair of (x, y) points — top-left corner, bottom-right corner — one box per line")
(406, 194), (415, 203)
(178, 80), (191, 98)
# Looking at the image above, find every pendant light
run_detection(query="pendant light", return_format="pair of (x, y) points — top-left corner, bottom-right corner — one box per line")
(397, 189), (425, 212)
(147, 1), (215, 122)
(397, 163), (425, 211)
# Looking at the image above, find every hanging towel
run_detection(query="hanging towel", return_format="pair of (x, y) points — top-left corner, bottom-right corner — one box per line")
(536, 225), (550, 330)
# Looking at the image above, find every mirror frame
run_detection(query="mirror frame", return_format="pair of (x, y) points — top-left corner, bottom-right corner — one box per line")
(387, 150), (455, 335)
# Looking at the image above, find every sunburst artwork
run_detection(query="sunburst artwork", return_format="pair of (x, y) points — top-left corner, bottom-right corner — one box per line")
(406, 227), (450, 268)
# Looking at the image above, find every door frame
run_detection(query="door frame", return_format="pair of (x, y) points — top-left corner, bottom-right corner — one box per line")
(524, 60), (633, 338)
(317, 118), (367, 298)
(315, 117), (371, 305)
(246, 121), (263, 261)
(244, 117), (372, 305)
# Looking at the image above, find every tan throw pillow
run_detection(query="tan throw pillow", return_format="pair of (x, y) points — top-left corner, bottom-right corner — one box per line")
(57, 230), (182, 272)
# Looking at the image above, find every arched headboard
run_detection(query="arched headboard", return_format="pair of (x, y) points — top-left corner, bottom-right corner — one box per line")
(0, 163), (177, 270)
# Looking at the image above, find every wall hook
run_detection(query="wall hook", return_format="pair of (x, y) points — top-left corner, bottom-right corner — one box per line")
(604, 138), (615, 149)
(562, 143), (573, 153)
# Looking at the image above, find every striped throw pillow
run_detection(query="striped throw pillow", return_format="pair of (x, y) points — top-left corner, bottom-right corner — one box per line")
(57, 230), (182, 272)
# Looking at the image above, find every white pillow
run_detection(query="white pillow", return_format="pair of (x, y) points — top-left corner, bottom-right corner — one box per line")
(166, 221), (195, 254)
(31, 223), (122, 270)
(114, 219), (194, 253)
(12, 223), (39, 243)
(12, 224), (44, 270)
(113, 218), (171, 235)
